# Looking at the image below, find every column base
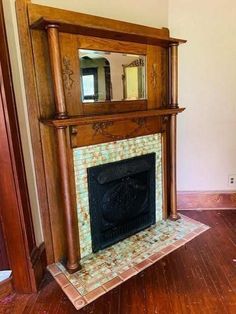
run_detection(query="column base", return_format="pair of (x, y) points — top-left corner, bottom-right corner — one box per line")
(66, 261), (82, 274)
(169, 213), (181, 221)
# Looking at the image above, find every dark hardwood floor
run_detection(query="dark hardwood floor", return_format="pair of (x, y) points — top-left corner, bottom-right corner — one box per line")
(0, 210), (235, 314)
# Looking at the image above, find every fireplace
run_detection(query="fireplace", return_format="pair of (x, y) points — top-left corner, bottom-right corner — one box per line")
(87, 153), (156, 252)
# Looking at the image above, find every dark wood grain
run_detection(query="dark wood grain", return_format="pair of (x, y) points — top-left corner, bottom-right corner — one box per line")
(0, 210), (235, 313)
(0, 218), (9, 270)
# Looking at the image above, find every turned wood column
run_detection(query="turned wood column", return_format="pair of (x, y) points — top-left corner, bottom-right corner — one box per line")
(169, 43), (179, 109)
(169, 43), (180, 220)
(46, 25), (81, 272)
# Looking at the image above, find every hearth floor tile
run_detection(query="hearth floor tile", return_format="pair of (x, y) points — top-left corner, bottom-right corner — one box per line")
(48, 214), (210, 310)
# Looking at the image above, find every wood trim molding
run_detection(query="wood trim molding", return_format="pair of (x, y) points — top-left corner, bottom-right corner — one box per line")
(28, 3), (186, 46)
(42, 108), (185, 128)
(177, 191), (236, 210)
(15, 0), (55, 264)
(0, 0), (46, 292)
(30, 242), (47, 288)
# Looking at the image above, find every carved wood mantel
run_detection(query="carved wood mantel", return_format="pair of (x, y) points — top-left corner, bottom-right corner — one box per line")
(16, 1), (186, 273)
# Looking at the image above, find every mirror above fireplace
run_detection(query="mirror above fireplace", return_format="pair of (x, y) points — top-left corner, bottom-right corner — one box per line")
(79, 49), (147, 103)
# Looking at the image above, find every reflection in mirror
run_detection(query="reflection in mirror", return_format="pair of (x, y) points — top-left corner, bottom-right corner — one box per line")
(79, 49), (146, 103)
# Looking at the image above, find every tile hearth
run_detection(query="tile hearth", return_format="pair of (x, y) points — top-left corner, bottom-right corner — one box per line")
(48, 214), (209, 310)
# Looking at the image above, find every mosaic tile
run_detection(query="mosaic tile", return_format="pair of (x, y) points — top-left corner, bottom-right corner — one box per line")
(73, 134), (163, 257)
(49, 214), (209, 300)
(48, 214), (210, 310)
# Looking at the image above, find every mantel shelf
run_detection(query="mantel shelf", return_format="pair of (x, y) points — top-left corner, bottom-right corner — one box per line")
(41, 108), (185, 128)
(28, 4), (186, 47)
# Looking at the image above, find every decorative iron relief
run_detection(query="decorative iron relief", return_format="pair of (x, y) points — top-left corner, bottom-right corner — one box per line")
(62, 56), (74, 95)
(92, 118), (153, 141)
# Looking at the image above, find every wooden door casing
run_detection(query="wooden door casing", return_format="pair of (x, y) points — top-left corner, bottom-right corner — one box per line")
(0, 0), (46, 292)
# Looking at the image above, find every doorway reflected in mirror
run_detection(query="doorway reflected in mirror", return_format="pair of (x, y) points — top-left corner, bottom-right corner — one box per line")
(79, 49), (147, 103)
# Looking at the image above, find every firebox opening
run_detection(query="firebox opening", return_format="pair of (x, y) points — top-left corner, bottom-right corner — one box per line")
(87, 153), (156, 252)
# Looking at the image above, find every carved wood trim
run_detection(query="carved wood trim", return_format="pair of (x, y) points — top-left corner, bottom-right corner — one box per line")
(91, 118), (155, 142)
(69, 116), (163, 148)
(151, 63), (158, 89)
(62, 56), (74, 96)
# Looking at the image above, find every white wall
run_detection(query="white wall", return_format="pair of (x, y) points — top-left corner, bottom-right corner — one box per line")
(2, 0), (168, 243)
(32, 0), (168, 28)
(3, 0), (44, 245)
(169, 0), (236, 191)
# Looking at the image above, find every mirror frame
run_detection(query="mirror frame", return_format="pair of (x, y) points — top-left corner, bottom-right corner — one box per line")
(59, 33), (167, 115)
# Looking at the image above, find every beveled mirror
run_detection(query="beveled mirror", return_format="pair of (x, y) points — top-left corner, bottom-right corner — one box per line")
(79, 49), (147, 103)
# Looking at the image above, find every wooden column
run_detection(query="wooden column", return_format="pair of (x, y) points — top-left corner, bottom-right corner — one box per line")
(169, 43), (180, 220)
(169, 43), (179, 109)
(46, 25), (81, 272)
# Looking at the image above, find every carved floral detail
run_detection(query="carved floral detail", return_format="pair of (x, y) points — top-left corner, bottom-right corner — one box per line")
(93, 122), (114, 135)
(126, 58), (145, 67)
(132, 118), (146, 127)
(92, 118), (151, 141)
(62, 56), (74, 95)
(151, 63), (158, 89)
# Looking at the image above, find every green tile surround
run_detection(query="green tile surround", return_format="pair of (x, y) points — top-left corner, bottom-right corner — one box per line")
(73, 133), (163, 258)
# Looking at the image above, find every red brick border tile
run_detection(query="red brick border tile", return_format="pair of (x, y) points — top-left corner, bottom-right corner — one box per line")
(103, 276), (123, 291)
(149, 251), (164, 263)
(183, 232), (197, 241)
(63, 284), (81, 303)
(172, 238), (186, 247)
(161, 244), (176, 254)
(55, 273), (70, 288)
(47, 264), (61, 276)
(134, 258), (152, 271)
(84, 286), (106, 303)
(119, 267), (137, 281)
(73, 297), (87, 310)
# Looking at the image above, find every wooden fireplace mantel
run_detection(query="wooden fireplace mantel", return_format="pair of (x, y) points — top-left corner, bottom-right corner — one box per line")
(16, 0), (186, 274)
(28, 4), (186, 47)
(42, 108), (185, 128)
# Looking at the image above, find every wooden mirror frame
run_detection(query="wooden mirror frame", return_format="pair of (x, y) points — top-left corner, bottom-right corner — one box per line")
(16, 0), (186, 273)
